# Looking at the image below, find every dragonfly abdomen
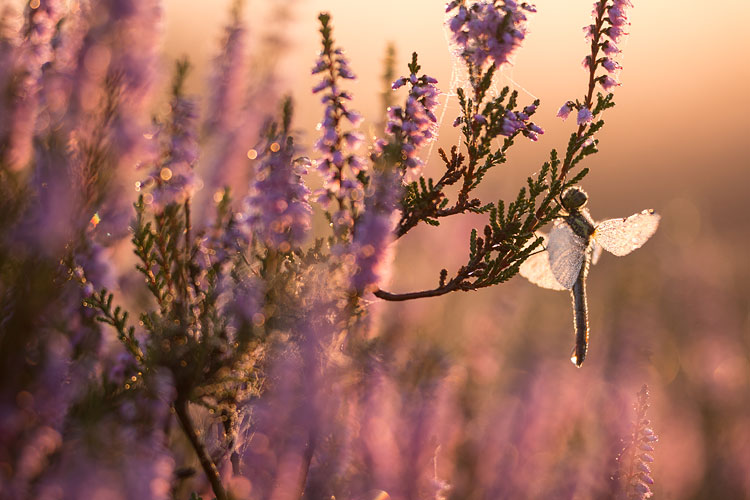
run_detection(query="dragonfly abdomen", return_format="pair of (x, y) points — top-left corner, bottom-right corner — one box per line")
(570, 259), (590, 367)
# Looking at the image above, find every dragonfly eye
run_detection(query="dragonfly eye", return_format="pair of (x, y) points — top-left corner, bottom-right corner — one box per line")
(561, 187), (588, 210)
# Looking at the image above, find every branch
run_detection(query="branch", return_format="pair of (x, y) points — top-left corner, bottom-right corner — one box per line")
(174, 398), (227, 500)
(374, 284), (456, 301)
(375, 268), (467, 302)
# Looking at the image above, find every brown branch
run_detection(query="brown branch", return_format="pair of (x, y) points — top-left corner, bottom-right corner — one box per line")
(374, 284), (457, 301)
(174, 398), (227, 500)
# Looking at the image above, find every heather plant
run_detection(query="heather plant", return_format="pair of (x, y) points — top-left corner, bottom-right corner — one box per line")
(0, 1), (666, 499)
(616, 385), (658, 499)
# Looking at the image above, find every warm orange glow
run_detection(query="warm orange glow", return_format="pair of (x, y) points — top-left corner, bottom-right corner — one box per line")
(89, 212), (101, 229)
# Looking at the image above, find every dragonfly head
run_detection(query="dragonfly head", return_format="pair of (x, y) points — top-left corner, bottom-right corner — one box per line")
(561, 186), (588, 211)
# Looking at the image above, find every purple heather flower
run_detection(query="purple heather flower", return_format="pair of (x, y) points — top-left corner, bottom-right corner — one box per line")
(557, 102), (574, 119)
(606, 25), (627, 43)
(581, 0), (632, 93)
(601, 39), (620, 55)
(499, 107), (543, 139)
(577, 107), (593, 126)
(312, 36), (365, 202)
(199, 9), (266, 204)
(204, 13), (246, 136)
(351, 168), (401, 292)
(583, 23), (596, 40)
(76, 241), (117, 294)
(79, 0), (162, 159)
(245, 141), (312, 250)
(35, 372), (176, 500)
(0, 331), (74, 498)
(501, 111), (523, 136)
(140, 84), (200, 212)
(226, 274), (263, 327)
(601, 57), (620, 72)
(600, 75), (620, 90)
(392, 77), (407, 89)
(608, 5), (628, 26)
(524, 122), (544, 141)
(376, 69), (440, 171)
(446, 0), (537, 69)
(1, 0), (64, 169)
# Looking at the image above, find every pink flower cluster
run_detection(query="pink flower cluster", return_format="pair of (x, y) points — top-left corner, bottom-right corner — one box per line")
(501, 103), (544, 140)
(140, 91), (200, 212)
(312, 45), (364, 203)
(446, 0), (537, 69)
(0, 0), (64, 169)
(244, 142), (312, 251)
(376, 71), (440, 170)
(351, 169), (401, 292)
(585, 0), (632, 91)
(557, 0), (632, 124)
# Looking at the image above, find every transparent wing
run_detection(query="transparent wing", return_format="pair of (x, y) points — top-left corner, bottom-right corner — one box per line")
(519, 233), (568, 291)
(591, 240), (603, 265)
(546, 219), (587, 289)
(594, 209), (660, 257)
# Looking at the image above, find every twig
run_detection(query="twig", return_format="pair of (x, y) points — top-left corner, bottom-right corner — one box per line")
(174, 398), (227, 500)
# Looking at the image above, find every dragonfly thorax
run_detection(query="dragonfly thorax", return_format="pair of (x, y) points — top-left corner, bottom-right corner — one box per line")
(565, 210), (596, 241)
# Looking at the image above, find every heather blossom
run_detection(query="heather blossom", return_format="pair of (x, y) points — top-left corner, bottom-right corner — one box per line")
(446, 0), (537, 70)
(375, 55), (440, 171)
(351, 167), (401, 293)
(577, 107), (594, 126)
(558, 0), (632, 124)
(311, 13), (364, 208)
(1, 0), (64, 170)
(618, 385), (658, 499)
(244, 137), (312, 251)
(557, 101), (575, 120)
(501, 104), (544, 140)
(201, 6), (255, 200)
(455, 101), (543, 141)
(203, 8), (246, 136)
(67, 0), (161, 158)
(139, 61), (200, 212)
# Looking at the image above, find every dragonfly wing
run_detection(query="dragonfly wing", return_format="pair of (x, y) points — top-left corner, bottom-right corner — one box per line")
(546, 220), (587, 290)
(591, 240), (603, 265)
(594, 209), (660, 257)
(519, 233), (568, 291)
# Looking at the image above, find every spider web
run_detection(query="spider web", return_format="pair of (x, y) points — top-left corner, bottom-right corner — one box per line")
(428, 2), (633, 178)
(423, 4), (540, 169)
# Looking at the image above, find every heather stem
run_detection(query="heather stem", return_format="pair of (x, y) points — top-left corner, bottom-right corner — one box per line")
(560, 0), (608, 182)
(174, 398), (228, 500)
(184, 199), (192, 258)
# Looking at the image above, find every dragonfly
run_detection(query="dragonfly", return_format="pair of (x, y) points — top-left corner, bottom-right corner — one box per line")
(519, 186), (660, 367)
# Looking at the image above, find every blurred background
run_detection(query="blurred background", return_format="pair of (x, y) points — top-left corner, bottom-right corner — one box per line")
(165, 0), (747, 498)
